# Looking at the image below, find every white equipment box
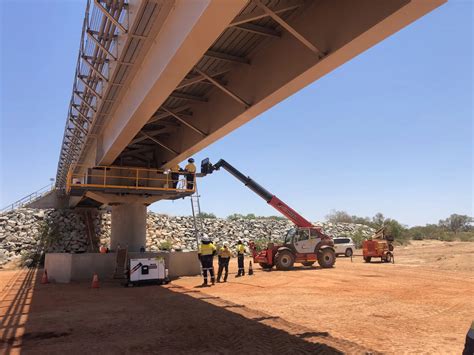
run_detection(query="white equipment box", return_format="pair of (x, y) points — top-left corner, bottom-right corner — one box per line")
(128, 258), (169, 285)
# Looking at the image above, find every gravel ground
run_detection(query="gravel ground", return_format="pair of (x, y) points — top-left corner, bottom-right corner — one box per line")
(1, 240), (472, 354)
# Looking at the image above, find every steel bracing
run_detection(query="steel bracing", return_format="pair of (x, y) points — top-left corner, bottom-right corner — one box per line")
(56, 0), (316, 191)
(56, 0), (129, 189)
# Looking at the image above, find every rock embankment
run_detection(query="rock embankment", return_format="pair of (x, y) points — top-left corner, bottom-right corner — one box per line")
(0, 209), (375, 266)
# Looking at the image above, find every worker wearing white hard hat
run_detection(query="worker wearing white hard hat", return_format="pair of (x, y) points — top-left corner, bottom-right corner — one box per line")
(198, 233), (216, 286)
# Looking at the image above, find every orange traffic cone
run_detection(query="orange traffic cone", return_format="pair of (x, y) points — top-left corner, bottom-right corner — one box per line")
(91, 273), (100, 289)
(41, 269), (49, 284)
(248, 261), (254, 276)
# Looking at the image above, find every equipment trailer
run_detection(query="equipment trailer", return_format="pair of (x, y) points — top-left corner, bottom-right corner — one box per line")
(200, 159), (336, 270)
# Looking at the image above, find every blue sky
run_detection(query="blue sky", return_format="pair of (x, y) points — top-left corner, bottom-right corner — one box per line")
(1, 1), (472, 226)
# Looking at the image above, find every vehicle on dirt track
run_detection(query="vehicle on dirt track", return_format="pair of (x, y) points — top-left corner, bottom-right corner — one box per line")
(200, 158), (336, 271)
(362, 227), (394, 263)
(333, 236), (355, 257)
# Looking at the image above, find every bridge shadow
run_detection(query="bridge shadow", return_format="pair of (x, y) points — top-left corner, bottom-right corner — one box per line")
(0, 269), (374, 354)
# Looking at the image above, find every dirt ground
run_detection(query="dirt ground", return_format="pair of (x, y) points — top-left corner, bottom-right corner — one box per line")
(1, 240), (473, 354)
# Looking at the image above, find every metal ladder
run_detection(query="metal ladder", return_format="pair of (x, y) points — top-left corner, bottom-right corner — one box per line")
(190, 184), (204, 249)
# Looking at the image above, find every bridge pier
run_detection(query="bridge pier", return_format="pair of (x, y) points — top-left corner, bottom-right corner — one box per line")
(110, 203), (147, 252)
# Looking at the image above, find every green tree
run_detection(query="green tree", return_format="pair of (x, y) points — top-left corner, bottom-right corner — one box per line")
(372, 212), (385, 227)
(325, 210), (353, 223)
(198, 212), (216, 219)
(438, 214), (473, 233)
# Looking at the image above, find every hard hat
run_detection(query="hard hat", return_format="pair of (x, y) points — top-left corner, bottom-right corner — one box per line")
(188, 158), (195, 163)
(201, 233), (210, 242)
(223, 242), (229, 247)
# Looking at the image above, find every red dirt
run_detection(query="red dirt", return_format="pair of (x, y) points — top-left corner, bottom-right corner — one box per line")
(1, 240), (472, 354)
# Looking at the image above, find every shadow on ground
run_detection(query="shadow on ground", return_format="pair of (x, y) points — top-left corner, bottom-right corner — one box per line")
(0, 269), (373, 354)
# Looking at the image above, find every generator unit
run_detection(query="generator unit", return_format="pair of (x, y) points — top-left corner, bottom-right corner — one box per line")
(127, 258), (169, 286)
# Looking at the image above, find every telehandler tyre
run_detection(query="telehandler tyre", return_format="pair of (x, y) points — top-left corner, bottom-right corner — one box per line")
(259, 263), (273, 269)
(317, 248), (336, 268)
(275, 250), (295, 270)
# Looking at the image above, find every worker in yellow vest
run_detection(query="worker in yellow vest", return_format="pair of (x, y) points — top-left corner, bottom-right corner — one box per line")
(170, 164), (181, 189)
(184, 158), (196, 190)
(235, 240), (246, 277)
(217, 242), (232, 282)
(198, 234), (216, 286)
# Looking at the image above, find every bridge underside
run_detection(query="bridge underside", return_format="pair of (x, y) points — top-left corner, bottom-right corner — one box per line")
(51, 0), (445, 250)
(74, 0), (445, 174)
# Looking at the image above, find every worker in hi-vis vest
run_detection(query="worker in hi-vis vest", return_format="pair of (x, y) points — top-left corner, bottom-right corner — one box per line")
(235, 240), (246, 277)
(198, 234), (216, 286)
(217, 242), (232, 282)
(170, 164), (181, 189)
(184, 158), (196, 190)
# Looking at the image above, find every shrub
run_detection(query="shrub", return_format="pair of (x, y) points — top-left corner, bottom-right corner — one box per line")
(198, 212), (216, 219)
(158, 240), (173, 251)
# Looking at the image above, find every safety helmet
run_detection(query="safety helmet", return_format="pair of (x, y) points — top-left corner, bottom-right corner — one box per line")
(223, 242), (229, 247)
(201, 233), (211, 244)
(188, 158), (195, 163)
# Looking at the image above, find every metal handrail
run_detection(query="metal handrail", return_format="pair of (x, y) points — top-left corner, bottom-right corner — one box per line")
(66, 165), (196, 194)
(1, 183), (55, 213)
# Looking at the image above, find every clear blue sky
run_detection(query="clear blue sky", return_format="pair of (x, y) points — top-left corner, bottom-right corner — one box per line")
(1, 1), (472, 226)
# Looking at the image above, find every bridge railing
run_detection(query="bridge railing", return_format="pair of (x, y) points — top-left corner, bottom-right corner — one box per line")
(66, 165), (196, 194)
(1, 183), (55, 213)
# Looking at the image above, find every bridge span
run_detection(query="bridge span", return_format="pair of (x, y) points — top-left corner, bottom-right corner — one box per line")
(46, 0), (444, 251)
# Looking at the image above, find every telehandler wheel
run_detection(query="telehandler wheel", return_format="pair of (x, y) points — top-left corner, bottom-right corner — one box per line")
(275, 250), (295, 270)
(364, 256), (371, 263)
(317, 248), (336, 268)
(259, 263), (273, 269)
(301, 261), (315, 267)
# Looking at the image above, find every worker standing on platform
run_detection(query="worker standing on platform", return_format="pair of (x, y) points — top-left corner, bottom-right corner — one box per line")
(185, 158), (196, 190)
(198, 234), (216, 287)
(235, 240), (246, 277)
(217, 242), (232, 283)
(170, 163), (181, 189)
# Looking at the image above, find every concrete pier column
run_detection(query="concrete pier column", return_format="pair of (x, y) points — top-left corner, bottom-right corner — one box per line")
(110, 203), (147, 252)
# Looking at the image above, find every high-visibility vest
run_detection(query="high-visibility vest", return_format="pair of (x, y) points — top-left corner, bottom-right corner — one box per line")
(199, 243), (216, 256)
(218, 247), (232, 258)
(185, 163), (196, 173)
(236, 244), (245, 254)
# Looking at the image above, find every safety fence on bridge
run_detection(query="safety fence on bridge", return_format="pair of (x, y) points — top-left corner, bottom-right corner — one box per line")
(66, 165), (196, 195)
(1, 183), (55, 213)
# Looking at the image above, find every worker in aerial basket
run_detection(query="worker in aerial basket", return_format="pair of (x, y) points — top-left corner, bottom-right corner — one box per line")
(235, 240), (246, 277)
(170, 163), (181, 189)
(185, 158), (196, 190)
(217, 242), (232, 283)
(198, 234), (216, 286)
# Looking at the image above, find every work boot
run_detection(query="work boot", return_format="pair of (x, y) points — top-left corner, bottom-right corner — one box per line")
(211, 279), (215, 286)
(201, 281), (208, 287)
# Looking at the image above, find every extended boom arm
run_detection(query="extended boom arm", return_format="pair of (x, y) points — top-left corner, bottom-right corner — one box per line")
(201, 158), (313, 228)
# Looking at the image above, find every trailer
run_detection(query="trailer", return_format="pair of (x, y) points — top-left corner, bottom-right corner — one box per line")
(362, 227), (394, 263)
